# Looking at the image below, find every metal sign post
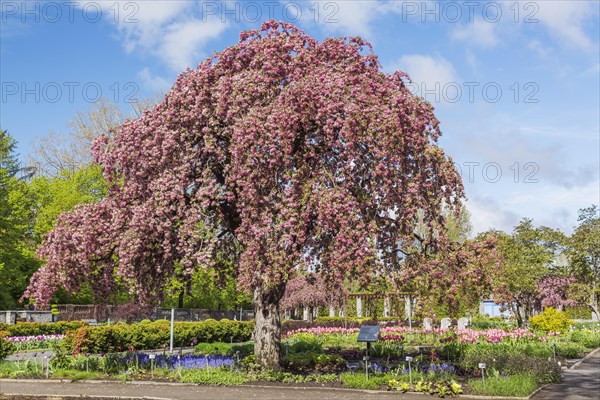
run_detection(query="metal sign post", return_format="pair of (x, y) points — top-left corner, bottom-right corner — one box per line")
(169, 308), (175, 354)
(357, 325), (381, 381)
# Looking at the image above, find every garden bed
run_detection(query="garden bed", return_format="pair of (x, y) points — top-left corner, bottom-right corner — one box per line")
(2, 319), (599, 397)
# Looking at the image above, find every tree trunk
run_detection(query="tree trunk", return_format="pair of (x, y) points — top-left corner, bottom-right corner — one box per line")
(590, 282), (599, 322)
(514, 303), (524, 327)
(178, 289), (185, 309)
(253, 283), (285, 370)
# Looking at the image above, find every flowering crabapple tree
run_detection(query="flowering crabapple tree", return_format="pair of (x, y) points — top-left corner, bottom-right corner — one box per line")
(537, 275), (578, 310)
(281, 274), (346, 319)
(24, 21), (463, 368)
(400, 234), (501, 319)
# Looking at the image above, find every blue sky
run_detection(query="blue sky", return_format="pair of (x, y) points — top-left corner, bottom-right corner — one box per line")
(1, 0), (599, 235)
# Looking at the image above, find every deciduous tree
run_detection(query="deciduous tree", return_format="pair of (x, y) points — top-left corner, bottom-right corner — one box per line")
(567, 205), (600, 320)
(25, 22), (463, 368)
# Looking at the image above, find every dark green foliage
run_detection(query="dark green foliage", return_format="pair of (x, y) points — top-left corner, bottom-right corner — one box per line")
(194, 342), (234, 355)
(460, 345), (561, 384)
(554, 342), (586, 358)
(469, 315), (514, 330)
(0, 338), (16, 360)
(1, 321), (86, 337)
(340, 372), (390, 389)
(569, 328), (600, 348)
(282, 352), (346, 373)
(65, 319), (254, 353)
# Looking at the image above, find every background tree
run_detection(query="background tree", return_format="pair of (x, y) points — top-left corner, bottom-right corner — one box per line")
(281, 274), (346, 320)
(25, 22), (463, 368)
(28, 164), (108, 238)
(30, 97), (159, 177)
(537, 275), (578, 310)
(492, 219), (566, 326)
(567, 205), (600, 320)
(401, 232), (500, 319)
(0, 131), (38, 308)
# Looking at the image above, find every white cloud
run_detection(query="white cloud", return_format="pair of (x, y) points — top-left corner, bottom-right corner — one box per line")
(533, 0), (598, 50)
(159, 18), (229, 71)
(452, 19), (499, 48)
(467, 177), (599, 235)
(466, 196), (520, 235)
(303, 0), (385, 37)
(392, 54), (458, 93)
(137, 68), (171, 93)
(75, 1), (229, 71)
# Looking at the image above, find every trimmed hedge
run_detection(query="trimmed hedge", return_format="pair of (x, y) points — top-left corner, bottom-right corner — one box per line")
(65, 319), (254, 353)
(0, 321), (87, 337)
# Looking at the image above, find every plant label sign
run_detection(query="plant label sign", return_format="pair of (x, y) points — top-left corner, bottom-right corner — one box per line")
(406, 356), (413, 362)
(357, 325), (381, 342)
(479, 363), (486, 369)
(149, 354), (156, 360)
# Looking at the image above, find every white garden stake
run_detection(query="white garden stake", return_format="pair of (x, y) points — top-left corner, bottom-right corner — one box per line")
(406, 356), (413, 384)
(479, 363), (486, 384)
(149, 353), (155, 373)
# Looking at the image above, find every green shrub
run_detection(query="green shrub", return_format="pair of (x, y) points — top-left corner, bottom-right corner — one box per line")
(282, 351), (346, 373)
(341, 372), (390, 389)
(460, 343), (561, 383)
(286, 334), (322, 353)
(51, 369), (107, 381)
(65, 320), (254, 353)
(554, 342), (586, 358)
(179, 367), (248, 385)
(5, 321), (87, 337)
(371, 340), (404, 358)
(529, 308), (571, 334)
(194, 342), (233, 355)
(469, 315), (513, 330)
(0, 338), (16, 360)
(569, 329), (600, 349)
(469, 374), (538, 397)
(240, 354), (257, 370)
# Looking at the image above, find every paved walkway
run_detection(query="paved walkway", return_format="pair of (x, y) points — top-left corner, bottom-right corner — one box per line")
(0, 380), (427, 400)
(532, 348), (600, 400)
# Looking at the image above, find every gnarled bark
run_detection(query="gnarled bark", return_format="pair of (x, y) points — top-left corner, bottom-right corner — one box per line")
(253, 283), (286, 369)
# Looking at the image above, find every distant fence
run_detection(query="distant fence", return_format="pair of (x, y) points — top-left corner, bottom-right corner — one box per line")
(0, 306), (254, 325)
(56, 305), (254, 323)
(1, 310), (53, 324)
